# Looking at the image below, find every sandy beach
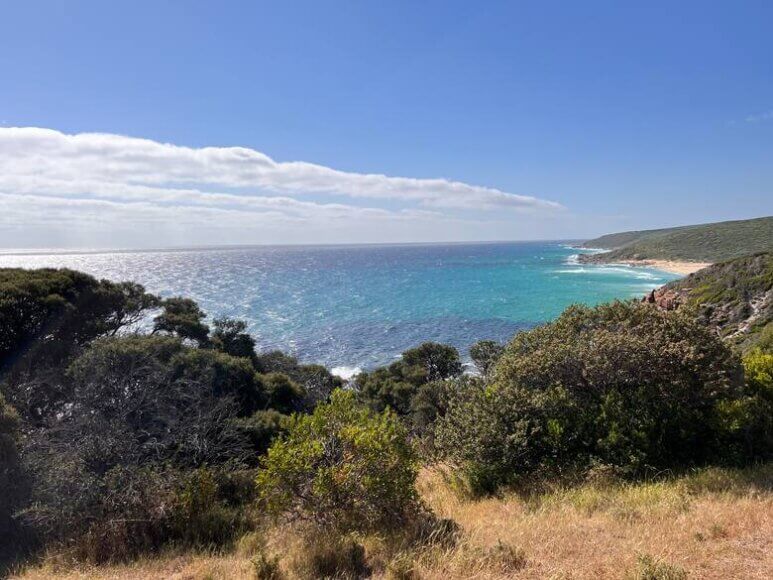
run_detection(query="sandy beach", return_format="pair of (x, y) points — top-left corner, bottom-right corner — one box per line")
(615, 259), (712, 275)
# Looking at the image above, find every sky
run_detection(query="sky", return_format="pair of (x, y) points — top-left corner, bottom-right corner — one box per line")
(0, 0), (772, 249)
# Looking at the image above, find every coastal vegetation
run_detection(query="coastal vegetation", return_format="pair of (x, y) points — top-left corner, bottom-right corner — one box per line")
(1, 265), (772, 578)
(580, 215), (773, 263)
(646, 252), (773, 352)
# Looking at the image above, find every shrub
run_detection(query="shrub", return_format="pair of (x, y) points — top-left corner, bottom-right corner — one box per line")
(257, 390), (420, 533)
(469, 340), (504, 377)
(0, 393), (28, 565)
(259, 372), (306, 414)
(629, 554), (687, 580)
(436, 301), (745, 492)
(236, 409), (292, 455)
(718, 349), (773, 460)
(356, 342), (462, 415)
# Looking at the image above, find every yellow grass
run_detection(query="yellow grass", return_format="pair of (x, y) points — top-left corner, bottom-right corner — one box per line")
(15, 465), (773, 579)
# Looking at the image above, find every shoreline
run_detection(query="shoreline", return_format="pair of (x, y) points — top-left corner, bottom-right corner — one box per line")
(610, 258), (711, 276)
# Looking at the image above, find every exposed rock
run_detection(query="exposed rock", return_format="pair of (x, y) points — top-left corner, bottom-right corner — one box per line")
(643, 288), (683, 311)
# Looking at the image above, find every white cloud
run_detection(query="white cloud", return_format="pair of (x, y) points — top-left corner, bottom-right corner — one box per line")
(745, 110), (773, 123)
(0, 127), (566, 248)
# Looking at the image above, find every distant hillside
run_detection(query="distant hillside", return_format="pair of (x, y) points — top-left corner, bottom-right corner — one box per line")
(580, 216), (773, 263)
(644, 252), (773, 351)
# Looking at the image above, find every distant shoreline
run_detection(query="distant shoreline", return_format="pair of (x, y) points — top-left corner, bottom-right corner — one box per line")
(608, 258), (711, 276)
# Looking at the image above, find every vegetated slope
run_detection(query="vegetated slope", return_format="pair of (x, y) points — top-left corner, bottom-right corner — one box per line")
(580, 216), (773, 263)
(581, 226), (684, 250)
(644, 252), (773, 351)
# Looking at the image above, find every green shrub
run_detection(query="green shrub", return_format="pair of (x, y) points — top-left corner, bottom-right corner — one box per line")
(469, 340), (504, 377)
(259, 372), (306, 414)
(718, 349), (773, 460)
(356, 342), (462, 416)
(436, 301), (745, 492)
(257, 390), (420, 533)
(629, 554), (687, 580)
(236, 409), (292, 455)
(0, 393), (28, 566)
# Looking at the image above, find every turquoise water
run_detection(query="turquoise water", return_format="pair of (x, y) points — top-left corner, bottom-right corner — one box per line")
(0, 242), (678, 374)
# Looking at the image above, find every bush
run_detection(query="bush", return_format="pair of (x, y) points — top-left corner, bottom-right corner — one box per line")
(356, 342), (462, 415)
(629, 554), (687, 580)
(718, 349), (773, 460)
(469, 340), (504, 377)
(0, 393), (28, 565)
(257, 390), (421, 533)
(436, 301), (745, 492)
(235, 409), (292, 455)
(259, 372), (306, 414)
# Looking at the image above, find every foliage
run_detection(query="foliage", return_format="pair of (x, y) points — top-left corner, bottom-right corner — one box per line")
(658, 252), (773, 351)
(211, 317), (257, 362)
(0, 393), (27, 548)
(0, 269), (159, 421)
(580, 215), (773, 262)
(436, 301), (745, 492)
(171, 346), (265, 416)
(153, 296), (210, 346)
(718, 349), (773, 460)
(356, 342), (462, 416)
(469, 340), (504, 377)
(629, 554), (687, 580)
(257, 390), (420, 533)
(19, 335), (251, 550)
(259, 372), (306, 414)
(256, 350), (342, 406)
(0, 268), (159, 371)
(235, 409), (292, 455)
(401, 342), (463, 383)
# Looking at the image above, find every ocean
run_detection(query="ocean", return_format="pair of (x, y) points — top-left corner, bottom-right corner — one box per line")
(0, 242), (678, 376)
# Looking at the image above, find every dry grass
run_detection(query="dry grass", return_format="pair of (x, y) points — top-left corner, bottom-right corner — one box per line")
(15, 465), (773, 579)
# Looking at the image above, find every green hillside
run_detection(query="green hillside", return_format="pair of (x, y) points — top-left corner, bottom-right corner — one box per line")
(581, 216), (773, 262)
(646, 252), (773, 351)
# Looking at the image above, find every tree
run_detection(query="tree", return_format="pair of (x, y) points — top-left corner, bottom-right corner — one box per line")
(171, 347), (265, 416)
(0, 393), (26, 542)
(211, 317), (257, 362)
(469, 340), (504, 378)
(401, 342), (463, 383)
(257, 390), (420, 533)
(21, 335), (250, 548)
(0, 268), (159, 377)
(259, 372), (306, 414)
(0, 269), (160, 424)
(436, 301), (744, 492)
(153, 297), (210, 346)
(356, 342), (463, 416)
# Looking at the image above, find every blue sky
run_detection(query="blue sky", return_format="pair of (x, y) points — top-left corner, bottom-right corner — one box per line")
(0, 0), (771, 248)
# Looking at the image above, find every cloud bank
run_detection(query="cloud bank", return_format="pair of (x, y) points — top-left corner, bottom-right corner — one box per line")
(0, 127), (565, 248)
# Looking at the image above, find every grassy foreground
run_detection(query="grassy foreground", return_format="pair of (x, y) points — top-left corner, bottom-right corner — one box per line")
(16, 464), (773, 579)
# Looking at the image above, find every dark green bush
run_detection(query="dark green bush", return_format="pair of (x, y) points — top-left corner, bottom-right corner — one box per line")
(356, 342), (462, 415)
(236, 409), (292, 455)
(469, 340), (504, 377)
(257, 390), (420, 533)
(436, 301), (745, 492)
(0, 392), (29, 566)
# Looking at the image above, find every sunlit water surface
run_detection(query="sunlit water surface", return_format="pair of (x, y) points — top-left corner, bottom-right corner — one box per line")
(0, 242), (678, 375)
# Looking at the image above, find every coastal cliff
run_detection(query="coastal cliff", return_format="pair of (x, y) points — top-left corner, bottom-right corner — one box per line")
(643, 252), (773, 351)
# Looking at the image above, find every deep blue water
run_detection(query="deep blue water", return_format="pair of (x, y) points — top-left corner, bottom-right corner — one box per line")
(0, 242), (679, 375)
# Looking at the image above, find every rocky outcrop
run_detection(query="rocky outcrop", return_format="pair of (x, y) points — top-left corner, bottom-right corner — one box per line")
(642, 288), (683, 311)
(642, 252), (773, 351)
